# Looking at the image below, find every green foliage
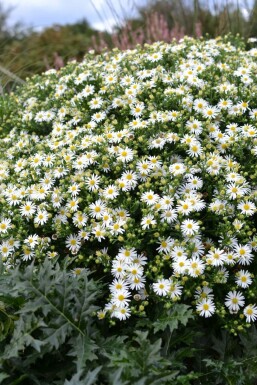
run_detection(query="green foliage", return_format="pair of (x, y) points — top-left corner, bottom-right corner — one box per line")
(0, 258), (202, 384)
(0, 259), (200, 384)
(152, 304), (194, 333)
(0, 300), (16, 342)
(104, 330), (179, 385)
(0, 260), (202, 385)
(0, 21), (97, 90)
(0, 94), (21, 138)
(0, 259), (102, 383)
(0, 258), (257, 384)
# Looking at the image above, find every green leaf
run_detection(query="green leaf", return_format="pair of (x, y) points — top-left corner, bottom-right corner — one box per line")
(64, 372), (84, 385)
(3, 314), (47, 358)
(0, 372), (9, 384)
(105, 330), (177, 384)
(64, 367), (102, 385)
(148, 372), (179, 385)
(68, 335), (98, 372)
(0, 259), (102, 381)
(108, 367), (129, 385)
(153, 304), (194, 334)
(82, 367), (102, 385)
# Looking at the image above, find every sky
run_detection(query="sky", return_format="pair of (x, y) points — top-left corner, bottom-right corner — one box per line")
(1, 0), (148, 32)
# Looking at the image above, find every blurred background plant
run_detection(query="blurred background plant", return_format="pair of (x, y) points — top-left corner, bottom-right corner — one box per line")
(0, 0), (257, 92)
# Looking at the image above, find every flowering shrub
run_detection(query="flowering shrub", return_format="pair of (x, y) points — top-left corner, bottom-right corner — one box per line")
(1, 36), (257, 331)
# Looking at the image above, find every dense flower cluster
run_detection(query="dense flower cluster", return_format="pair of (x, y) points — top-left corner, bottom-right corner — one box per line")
(1, 36), (257, 327)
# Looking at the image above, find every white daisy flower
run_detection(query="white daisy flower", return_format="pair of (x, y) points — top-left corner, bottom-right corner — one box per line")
(196, 298), (216, 317)
(235, 270), (252, 288)
(65, 234), (81, 253)
(141, 191), (159, 206)
(112, 289), (131, 308)
(244, 304), (257, 322)
(0, 218), (12, 233)
(225, 291), (245, 313)
(181, 219), (200, 236)
(233, 244), (253, 265)
(141, 215), (157, 230)
(153, 279), (170, 296)
(103, 185), (119, 200)
(237, 201), (256, 216)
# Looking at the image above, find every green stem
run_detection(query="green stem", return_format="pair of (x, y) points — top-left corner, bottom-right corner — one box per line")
(164, 330), (172, 356)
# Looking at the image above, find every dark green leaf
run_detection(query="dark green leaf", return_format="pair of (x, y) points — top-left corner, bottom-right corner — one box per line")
(153, 304), (194, 334)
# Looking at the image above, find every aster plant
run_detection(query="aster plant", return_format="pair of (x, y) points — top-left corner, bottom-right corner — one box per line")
(1, 35), (257, 336)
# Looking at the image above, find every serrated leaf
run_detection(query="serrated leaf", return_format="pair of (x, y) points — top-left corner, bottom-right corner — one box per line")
(148, 371), (179, 385)
(3, 314), (47, 358)
(43, 322), (73, 350)
(153, 304), (194, 334)
(82, 366), (102, 385)
(108, 367), (129, 385)
(64, 371), (84, 385)
(1, 258), (102, 382)
(64, 367), (101, 385)
(28, 336), (46, 353)
(68, 334), (98, 371)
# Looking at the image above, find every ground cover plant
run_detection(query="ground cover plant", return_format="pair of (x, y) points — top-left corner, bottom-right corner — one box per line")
(1, 36), (257, 384)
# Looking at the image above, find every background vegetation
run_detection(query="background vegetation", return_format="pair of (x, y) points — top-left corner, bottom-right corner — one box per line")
(0, 0), (257, 90)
